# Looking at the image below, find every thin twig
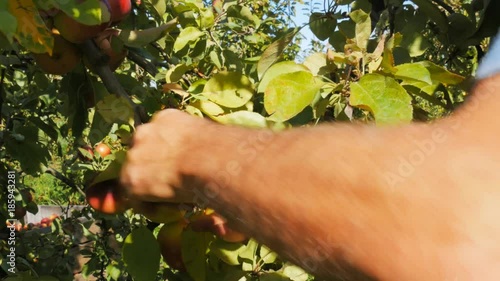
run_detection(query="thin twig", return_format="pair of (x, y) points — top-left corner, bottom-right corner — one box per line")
(45, 167), (86, 196)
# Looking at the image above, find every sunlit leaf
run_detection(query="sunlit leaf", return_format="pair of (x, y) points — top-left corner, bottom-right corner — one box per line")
(214, 111), (268, 128)
(210, 239), (246, 265)
(174, 26), (204, 52)
(350, 9), (371, 49)
(8, 0), (53, 53)
(258, 61), (309, 93)
(202, 72), (254, 108)
(417, 61), (465, 85)
(394, 63), (432, 85)
(264, 71), (324, 122)
(95, 95), (135, 126)
(350, 74), (412, 124)
(119, 19), (177, 47)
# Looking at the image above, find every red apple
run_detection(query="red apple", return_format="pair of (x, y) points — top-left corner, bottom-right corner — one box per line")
(108, 0), (132, 23)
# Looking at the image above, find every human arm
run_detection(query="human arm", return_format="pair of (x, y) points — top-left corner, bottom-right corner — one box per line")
(121, 73), (500, 280)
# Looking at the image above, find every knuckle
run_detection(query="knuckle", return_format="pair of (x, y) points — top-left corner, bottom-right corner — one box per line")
(153, 108), (179, 121)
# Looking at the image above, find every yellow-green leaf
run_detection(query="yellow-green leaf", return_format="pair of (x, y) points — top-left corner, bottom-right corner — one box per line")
(350, 74), (412, 124)
(174, 26), (204, 52)
(258, 61), (310, 93)
(9, 0), (53, 54)
(350, 9), (371, 50)
(119, 19), (178, 48)
(95, 94), (135, 126)
(416, 61), (465, 85)
(214, 111), (268, 128)
(394, 63), (432, 85)
(202, 72), (254, 108)
(210, 239), (246, 266)
(264, 71), (324, 122)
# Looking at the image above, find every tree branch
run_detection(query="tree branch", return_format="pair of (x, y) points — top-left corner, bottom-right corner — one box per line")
(430, 0), (455, 14)
(126, 49), (158, 77)
(78, 40), (148, 125)
(45, 167), (86, 196)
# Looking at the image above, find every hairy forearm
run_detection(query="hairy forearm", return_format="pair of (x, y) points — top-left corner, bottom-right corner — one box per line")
(181, 119), (460, 279)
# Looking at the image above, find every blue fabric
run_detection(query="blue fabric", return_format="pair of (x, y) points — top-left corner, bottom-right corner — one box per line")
(476, 30), (500, 80)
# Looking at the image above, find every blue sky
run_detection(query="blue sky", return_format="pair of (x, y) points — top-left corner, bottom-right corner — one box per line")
(291, 2), (317, 55)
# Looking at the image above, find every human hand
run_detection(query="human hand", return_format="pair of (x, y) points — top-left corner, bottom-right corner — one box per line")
(120, 109), (211, 204)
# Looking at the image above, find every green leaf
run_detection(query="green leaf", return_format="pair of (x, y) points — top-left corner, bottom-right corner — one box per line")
(54, 0), (106, 25)
(8, 0), (53, 53)
(214, 111), (268, 128)
(227, 5), (260, 26)
(191, 99), (226, 118)
(264, 71), (324, 122)
(0, 2), (17, 43)
(62, 73), (88, 140)
(309, 13), (337, 41)
(210, 239), (246, 265)
(239, 239), (259, 271)
(404, 85), (448, 109)
(350, 74), (412, 124)
(202, 72), (254, 108)
(257, 29), (297, 79)
(174, 26), (205, 52)
(146, 0), (167, 16)
(394, 63), (432, 85)
(328, 31), (347, 51)
(259, 245), (277, 264)
(411, 0), (448, 33)
(338, 20), (355, 39)
(29, 117), (59, 141)
(95, 94), (135, 126)
(281, 263), (309, 281)
(447, 13), (475, 46)
(398, 10), (430, 57)
(260, 272), (291, 281)
(182, 228), (214, 281)
(89, 112), (112, 145)
(123, 227), (161, 281)
(416, 61), (465, 85)
(468, 0), (500, 43)
(5, 126), (50, 175)
(166, 64), (192, 83)
(119, 19), (178, 48)
(258, 61), (310, 93)
(350, 10), (371, 50)
(199, 7), (215, 28)
(303, 52), (337, 76)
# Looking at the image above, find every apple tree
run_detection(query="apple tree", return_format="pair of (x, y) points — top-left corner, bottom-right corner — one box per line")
(0, 0), (498, 280)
